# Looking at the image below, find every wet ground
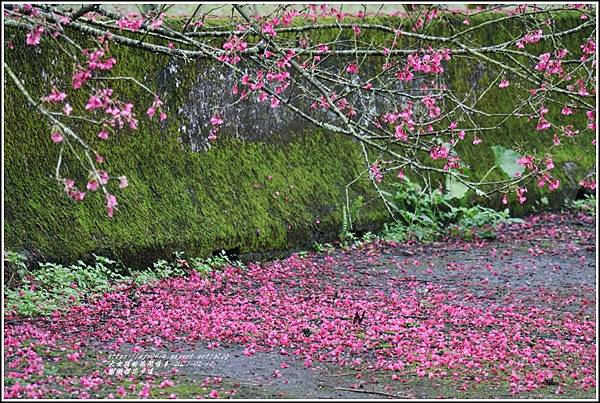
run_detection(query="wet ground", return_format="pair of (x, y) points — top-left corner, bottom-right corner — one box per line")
(4, 211), (597, 399)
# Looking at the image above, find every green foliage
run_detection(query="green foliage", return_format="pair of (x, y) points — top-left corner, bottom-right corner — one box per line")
(569, 194), (597, 216)
(445, 175), (469, 200)
(446, 206), (523, 239)
(491, 145), (525, 179)
(338, 231), (381, 250)
(339, 195), (365, 247)
(339, 229), (358, 250)
(4, 249), (244, 317)
(186, 250), (244, 277)
(132, 254), (187, 285)
(126, 250), (243, 284)
(313, 242), (335, 254)
(296, 250), (310, 259)
(359, 231), (379, 244)
(380, 178), (521, 242)
(3, 250), (28, 287)
(4, 250), (27, 270)
(4, 254), (125, 316)
(381, 178), (452, 242)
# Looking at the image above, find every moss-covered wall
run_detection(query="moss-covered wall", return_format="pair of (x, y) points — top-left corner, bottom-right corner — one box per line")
(4, 30), (387, 265)
(4, 12), (595, 265)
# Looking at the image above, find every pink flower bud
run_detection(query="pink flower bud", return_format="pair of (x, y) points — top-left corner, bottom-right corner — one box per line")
(51, 131), (64, 143)
(86, 180), (99, 191)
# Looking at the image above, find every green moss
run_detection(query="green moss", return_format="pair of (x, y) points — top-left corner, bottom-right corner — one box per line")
(4, 12), (594, 264)
(146, 378), (209, 399)
(382, 373), (595, 399)
(3, 33), (384, 264)
(5, 97), (383, 265)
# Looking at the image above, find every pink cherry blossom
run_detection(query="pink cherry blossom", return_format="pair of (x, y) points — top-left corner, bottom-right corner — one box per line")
(63, 103), (73, 115)
(150, 13), (165, 29)
(394, 125), (408, 141)
(97, 130), (109, 140)
(42, 88), (67, 103)
(346, 63), (359, 74)
(548, 177), (560, 191)
(69, 190), (86, 201)
(210, 115), (223, 126)
(25, 26), (44, 46)
(4, 210), (596, 398)
(117, 13), (143, 31)
(72, 69), (92, 89)
(86, 180), (99, 191)
(98, 170), (110, 185)
(429, 145), (449, 160)
(50, 131), (63, 143)
(106, 193), (117, 218)
(262, 22), (277, 37)
(579, 177), (596, 190)
(86, 96), (103, 110)
(369, 163), (383, 182)
(516, 29), (543, 48)
(580, 39), (595, 57)
(516, 187), (527, 204)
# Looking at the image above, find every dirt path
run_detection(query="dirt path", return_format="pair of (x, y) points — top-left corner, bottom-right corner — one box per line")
(4, 212), (597, 399)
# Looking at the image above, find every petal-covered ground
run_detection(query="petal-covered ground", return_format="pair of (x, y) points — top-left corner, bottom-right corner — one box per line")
(4, 211), (597, 399)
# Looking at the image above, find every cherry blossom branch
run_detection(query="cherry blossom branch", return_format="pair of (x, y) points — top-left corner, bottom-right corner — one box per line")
(4, 3), (596, 220)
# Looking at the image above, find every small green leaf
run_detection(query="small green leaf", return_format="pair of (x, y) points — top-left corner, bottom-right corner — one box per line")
(445, 175), (468, 199)
(491, 145), (525, 178)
